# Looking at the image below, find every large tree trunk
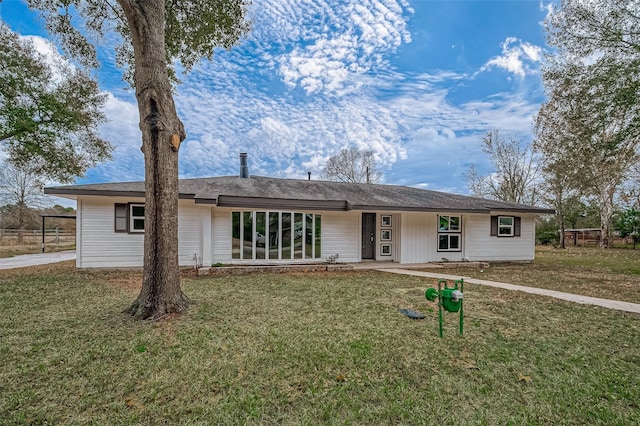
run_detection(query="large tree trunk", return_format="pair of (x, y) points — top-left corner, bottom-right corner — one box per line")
(118, 0), (192, 320)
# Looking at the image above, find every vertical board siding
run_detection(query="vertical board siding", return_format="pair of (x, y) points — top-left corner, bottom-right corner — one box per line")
(400, 213), (436, 263)
(212, 208), (232, 263)
(177, 205), (203, 267)
(322, 211), (360, 262)
(465, 213), (535, 261)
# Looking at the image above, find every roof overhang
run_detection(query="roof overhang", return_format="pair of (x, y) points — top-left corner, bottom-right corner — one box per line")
(44, 187), (196, 200)
(488, 207), (556, 215)
(212, 195), (350, 211)
(349, 205), (489, 213)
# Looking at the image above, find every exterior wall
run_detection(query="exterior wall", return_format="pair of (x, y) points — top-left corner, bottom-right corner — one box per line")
(464, 213), (536, 261)
(177, 205), (204, 268)
(76, 196), (206, 268)
(77, 196), (144, 267)
(212, 207), (232, 263)
(210, 208), (360, 264)
(75, 198), (537, 267)
(399, 212), (461, 263)
(374, 213), (399, 262)
(321, 211), (360, 263)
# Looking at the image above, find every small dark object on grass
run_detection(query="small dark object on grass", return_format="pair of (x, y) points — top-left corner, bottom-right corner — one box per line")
(399, 308), (425, 320)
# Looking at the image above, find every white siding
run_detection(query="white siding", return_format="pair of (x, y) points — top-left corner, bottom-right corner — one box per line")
(76, 198), (537, 268)
(212, 208), (232, 263)
(76, 200), (83, 268)
(400, 213), (436, 263)
(177, 204), (203, 267)
(322, 211), (360, 262)
(464, 213), (536, 261)
(78, 197), (145, 268)
(376, 213), (398, 262)
(399, 212), (466, 263)
(77, 197), (205, 268)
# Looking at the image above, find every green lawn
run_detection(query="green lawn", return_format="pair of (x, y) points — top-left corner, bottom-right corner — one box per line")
(1, 259), (639, 425)
(438, 246), (640, 304)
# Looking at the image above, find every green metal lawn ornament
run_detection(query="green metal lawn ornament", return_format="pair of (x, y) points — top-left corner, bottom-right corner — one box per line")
(425, 278), (464, 337)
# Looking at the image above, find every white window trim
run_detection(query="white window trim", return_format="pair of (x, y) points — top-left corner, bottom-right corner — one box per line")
(438, 234), (461, 252)
(498, 216), (514, 237)
(438, 215), (461, 232)
(232, 210), (322, 261)
(437, 215), (462, 252)
(129, 204), (145, 233)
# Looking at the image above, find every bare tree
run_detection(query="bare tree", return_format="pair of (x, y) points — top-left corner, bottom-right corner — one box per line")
(323, 147), (381, 184)
(0, 163), (45, 242)
(464, 131), (540, 205)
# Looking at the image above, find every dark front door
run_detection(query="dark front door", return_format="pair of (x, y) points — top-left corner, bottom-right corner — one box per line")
(362, 213), (376, 260)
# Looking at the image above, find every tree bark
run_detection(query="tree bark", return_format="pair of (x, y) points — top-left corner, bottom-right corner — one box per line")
(118, 0), (192, 319)
(598, 186), (615, 249)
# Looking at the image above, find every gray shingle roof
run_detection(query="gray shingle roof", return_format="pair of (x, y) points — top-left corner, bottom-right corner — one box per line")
(44, 175), (554, 214)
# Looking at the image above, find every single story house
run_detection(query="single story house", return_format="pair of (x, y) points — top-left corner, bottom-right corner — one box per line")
(45, 155), (553, 268)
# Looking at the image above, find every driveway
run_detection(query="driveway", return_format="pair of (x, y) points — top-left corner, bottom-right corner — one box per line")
(0, 250), (76, 270)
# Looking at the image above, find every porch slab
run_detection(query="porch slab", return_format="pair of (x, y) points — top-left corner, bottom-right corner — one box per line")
(199, 260), (489, 276)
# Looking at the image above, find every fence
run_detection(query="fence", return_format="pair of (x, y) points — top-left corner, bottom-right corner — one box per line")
(0, 228), (76, 246)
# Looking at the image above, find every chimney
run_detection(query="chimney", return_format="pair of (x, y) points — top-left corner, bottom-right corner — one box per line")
(239, 153), (249, 178)
(308, 172), (311, 181)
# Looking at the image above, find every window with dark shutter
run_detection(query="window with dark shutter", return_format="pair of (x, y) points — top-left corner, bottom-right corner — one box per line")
(491, 215), (521, 237)
(114, 204), (127, 232)
(490, 216), (498, 236)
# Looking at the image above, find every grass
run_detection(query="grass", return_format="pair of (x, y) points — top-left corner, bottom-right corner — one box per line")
(0, 241), (75, 258)
(438, 246), (640, 304)
(1, 258), (639, 425)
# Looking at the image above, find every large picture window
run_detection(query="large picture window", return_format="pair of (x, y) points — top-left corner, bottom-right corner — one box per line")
(231, 211), (322, 261)
(437, 215), (461, 252)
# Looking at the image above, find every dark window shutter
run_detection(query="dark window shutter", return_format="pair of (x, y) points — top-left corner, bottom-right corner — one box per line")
(114, 203), (128, 232)
(490, 216), (498, 236)
(514, 216), (521, 237)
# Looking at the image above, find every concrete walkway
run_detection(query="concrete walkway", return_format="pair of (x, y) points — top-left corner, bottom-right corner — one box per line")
(379, 268), (640, 315)
(0, 250), (76, 270)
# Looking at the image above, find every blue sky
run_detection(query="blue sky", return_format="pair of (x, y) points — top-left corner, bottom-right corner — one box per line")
(1, 0), (553, 203)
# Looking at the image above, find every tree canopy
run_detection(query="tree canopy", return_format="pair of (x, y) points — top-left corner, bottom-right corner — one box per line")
(0, 22), (111, 183)
(536, 0), (640, 248)
(23, 0), (251, 319)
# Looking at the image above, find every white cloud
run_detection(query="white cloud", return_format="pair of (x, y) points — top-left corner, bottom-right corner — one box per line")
(266, 0), (413, 95)
(480, 37), (544, 78)
(61, 0), (544, 196)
